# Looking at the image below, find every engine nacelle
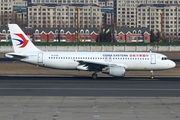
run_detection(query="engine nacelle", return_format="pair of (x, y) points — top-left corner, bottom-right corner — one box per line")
(102, 66), (125, 77)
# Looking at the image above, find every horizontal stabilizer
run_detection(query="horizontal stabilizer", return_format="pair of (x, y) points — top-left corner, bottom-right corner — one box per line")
(5, 53), (28, 60)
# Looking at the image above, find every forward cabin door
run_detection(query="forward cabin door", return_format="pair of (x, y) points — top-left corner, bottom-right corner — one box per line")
(150, 54), (156, 64)
(38, 53), (43, 63)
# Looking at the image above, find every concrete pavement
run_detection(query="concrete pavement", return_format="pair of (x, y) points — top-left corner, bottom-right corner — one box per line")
(0, 97), (180, 120)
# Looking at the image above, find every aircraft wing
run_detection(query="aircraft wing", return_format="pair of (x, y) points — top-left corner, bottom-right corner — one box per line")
(78, 60), (108, 67)
(77, 60), (119, 71)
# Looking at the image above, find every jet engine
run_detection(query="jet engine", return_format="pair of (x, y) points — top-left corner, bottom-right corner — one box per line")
(102, 66), (125, 77)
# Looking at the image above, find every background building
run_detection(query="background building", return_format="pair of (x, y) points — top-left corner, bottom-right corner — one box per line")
(99, 0), (113, 7)
(31, 0), (99, 5)
(114, 0), (180, 41)
(114, 0), (180, 28)
(137, 4), (180, 41)
(115, 27), (150, 43)
(0, 0), (28, 27)
(27, 4), (102, 29)
(4, 0), (179, 42)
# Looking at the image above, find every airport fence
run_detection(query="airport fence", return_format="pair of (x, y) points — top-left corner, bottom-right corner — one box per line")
(0, 45), (180, 52)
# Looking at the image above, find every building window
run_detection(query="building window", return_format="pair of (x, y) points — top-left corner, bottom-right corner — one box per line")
(132, 36), (136, 40)
(67, 36), (70, 41)
(41, 36), (45, 41)
(49, 36), (53, 41)
(133, 30), (136, 34)
(55, 29), (59, 34)
(85, 30), (89, 33)
(60, 29), (64, 33)
(80, 29), (84, 33)
(35, 29), (39, 34)
(144, 36), (147, 40)
(2, 30), (6, 33)
(120, 37), (122, 40)
(92, 36), (95, 41)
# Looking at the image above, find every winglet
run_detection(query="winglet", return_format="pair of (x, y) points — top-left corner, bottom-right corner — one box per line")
(8, 24), (41, 53)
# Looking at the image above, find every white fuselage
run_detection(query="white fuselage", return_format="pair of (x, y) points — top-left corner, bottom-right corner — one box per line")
(7, 24), (176, 79)
(13, 51), (175, 71)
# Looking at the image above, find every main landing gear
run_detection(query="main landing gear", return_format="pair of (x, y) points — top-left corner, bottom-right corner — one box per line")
(150, 70), (154, 79)
(92, 72), (98, 79)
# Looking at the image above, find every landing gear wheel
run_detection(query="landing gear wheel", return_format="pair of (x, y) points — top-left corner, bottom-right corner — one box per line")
(92, 73), (98, 79)
(151, 75), (154, 79)
(150, 70), (154, 79)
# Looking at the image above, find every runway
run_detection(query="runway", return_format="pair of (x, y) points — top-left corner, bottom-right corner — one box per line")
(0, 75), (180, 97)
(1, 75), (180, 120)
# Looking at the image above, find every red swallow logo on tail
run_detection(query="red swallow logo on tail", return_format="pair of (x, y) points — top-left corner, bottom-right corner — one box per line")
(12, 34), (28, 48)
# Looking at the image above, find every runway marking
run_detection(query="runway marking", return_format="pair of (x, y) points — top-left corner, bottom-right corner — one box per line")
(1, 88), (180, 91)
(2, 75), (180, 78)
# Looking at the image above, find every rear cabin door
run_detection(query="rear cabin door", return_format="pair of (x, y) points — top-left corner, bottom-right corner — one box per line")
(38, 53), (43, 63)
(150, 54), (156, 64)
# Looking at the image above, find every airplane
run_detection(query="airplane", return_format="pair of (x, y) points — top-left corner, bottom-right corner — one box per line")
(5, 24), (176, 79)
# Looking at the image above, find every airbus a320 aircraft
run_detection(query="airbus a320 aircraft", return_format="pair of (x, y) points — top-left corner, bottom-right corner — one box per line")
(5, 24), (176, 79)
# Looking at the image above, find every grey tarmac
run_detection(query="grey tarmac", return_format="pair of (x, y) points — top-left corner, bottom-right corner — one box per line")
(0, 96), (180, 120)
(1, 76), (180, 120)
(0, 76), (180, 96)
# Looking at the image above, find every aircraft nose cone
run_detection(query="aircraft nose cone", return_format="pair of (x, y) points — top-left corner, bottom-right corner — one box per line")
(170, 61), (176, 68)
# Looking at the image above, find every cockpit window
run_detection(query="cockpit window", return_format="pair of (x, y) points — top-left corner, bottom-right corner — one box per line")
(162, 57), (168, 60)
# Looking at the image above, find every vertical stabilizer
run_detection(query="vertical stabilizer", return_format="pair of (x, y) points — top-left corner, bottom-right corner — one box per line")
(8, 24), (41, 53)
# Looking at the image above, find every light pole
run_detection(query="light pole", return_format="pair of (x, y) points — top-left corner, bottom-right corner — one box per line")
(168, 26), (171, 43)
(58, 29), (60, 42)
(76, 6), (80, 42)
